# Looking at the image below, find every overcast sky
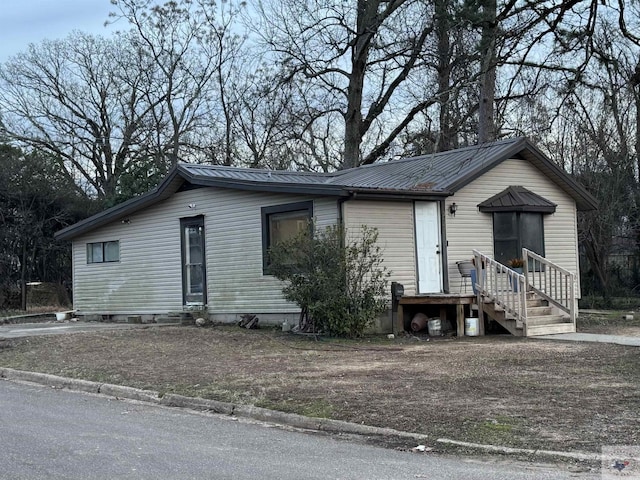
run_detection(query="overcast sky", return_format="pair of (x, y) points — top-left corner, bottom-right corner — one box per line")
(0, 0), (115, 62)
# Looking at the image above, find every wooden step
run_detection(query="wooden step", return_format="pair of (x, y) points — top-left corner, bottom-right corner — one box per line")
(527, 298), (548, 308)
(526, 314), (568, 326)
(525, 322), (576, 336)
(527, 306), (552, 316)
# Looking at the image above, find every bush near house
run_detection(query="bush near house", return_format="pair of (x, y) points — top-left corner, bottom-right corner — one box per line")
(269, 224), (389, 338)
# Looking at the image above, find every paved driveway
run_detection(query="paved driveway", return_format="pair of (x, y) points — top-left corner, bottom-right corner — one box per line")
(0, 322), (178, 339)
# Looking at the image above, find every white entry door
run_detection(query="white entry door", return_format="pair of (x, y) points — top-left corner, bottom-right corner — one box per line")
(415, 202), (442, 293)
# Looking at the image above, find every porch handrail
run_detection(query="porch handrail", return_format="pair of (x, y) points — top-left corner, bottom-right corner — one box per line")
(523, 248), (576, 323)
(472, 250), (527, 327)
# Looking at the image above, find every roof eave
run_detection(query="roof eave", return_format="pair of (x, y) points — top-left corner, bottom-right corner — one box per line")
(183, 174), (348, 197)
(478, 205), (557, 213)
(347, 187), (451, 200)
(54, 165), (185, 241)
(519, 141), (598, 211)
(445, 138), (598, 211)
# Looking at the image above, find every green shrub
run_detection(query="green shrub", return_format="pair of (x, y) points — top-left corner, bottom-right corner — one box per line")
(269, 224), (389, 337)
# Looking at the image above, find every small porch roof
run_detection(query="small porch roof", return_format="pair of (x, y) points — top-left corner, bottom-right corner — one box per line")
(477, 186), (557, 213)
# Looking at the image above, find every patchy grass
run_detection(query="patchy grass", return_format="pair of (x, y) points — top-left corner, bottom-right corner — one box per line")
(578, 310), (640, 335)
(0, 326), (638, 457)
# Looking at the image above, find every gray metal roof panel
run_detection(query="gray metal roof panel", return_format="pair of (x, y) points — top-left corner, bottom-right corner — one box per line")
(177, 138), (529, 193)
(327, 137), (525, 191)
(179, 164), (333, 184)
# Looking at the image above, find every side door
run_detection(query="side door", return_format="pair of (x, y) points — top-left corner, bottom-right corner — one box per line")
(181, 216), (206, 306)
(414, 202), (443, 293)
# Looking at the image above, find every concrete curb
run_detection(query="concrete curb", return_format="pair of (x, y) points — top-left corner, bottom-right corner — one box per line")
(0, 367), (606, 462)
(99, 383), (162, 404)
(0, 367), (425, 442)
(0, 368), (100, 394)
(436, 438), (608, 462)
(160, 393), (234, 415)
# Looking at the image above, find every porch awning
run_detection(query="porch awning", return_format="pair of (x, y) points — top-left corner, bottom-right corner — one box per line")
(478, 186), (557, 213)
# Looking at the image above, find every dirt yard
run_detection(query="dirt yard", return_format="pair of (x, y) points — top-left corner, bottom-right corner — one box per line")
(578, 310), (640, 336)
(0, 325), (638, 458)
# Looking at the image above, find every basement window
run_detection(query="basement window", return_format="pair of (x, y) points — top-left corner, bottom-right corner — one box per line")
(87, 241), (120, 263)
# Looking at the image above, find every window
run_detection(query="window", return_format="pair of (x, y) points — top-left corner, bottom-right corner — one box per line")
(87, 241), (120, 263)
(261, 201), (313, 273)
(493, 212), (544, 265)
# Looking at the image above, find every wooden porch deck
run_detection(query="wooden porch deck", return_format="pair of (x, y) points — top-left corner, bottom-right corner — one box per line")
(396, 293), (478, 336)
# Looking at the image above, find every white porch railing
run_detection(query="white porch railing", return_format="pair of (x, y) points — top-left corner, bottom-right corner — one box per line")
(472, 250), (527, 328)
(523, 248), (576, 323)
(472, 248), (577, 330)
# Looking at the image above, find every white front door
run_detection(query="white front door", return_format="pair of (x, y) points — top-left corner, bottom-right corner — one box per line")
(415, 202), (442, 293)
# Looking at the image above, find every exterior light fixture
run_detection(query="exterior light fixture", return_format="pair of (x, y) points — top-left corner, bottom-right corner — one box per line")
(449, 202), (458, 216)
(188, 203), (197, 209)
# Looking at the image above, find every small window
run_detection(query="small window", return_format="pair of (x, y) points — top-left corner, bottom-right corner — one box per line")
(493, 212), (544, 265)
(87, 241), (120, 263)
(261, 201), (313, 273)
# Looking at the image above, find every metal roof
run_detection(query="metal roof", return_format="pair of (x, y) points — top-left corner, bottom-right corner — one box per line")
(478, 186), (557, 213)
(328, 138), (525, 191)
(177, 138), (528, 193)
(55, 137), (597, 241)
(180, 164), (331, 185)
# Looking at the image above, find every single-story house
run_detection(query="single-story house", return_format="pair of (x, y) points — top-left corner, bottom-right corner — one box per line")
(55, 137), (597, 335)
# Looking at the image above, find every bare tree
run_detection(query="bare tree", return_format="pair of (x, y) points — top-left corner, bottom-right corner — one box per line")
(0, 32), (164, 199)
(110, 0), (247, 167)
(254, 0), (441, 169)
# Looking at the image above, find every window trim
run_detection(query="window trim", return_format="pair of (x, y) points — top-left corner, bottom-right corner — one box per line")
(86, 240), (120, 264)
(261, 201), (313, 274)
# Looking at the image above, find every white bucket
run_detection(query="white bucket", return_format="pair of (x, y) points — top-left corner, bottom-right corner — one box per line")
(427, 318), (441, 336)
(56, 312), (70, 322)
(465, 317), (479, 336)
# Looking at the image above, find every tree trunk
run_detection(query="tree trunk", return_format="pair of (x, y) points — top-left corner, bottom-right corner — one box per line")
(343, 0), (379, 170)
(435, 0), (453, 152)
(477, 0), (497, 143)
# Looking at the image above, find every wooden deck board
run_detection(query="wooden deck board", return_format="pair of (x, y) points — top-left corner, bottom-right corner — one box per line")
(398, 294), (476, 305)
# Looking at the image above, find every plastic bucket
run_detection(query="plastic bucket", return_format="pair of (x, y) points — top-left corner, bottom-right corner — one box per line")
(427, 318), (441, 336)
(465, 317), (479, 336)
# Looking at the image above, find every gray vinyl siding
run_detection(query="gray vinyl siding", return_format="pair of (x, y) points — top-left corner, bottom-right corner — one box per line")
(342, 200), (417, 295)
(445, 158), (581, 296)
(71, 188), (337, 315)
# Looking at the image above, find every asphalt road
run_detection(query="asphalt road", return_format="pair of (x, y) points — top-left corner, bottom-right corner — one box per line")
(0, 381), (593, 480)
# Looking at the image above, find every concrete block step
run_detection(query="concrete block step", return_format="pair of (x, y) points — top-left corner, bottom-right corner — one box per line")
(156, 317), (182, 324)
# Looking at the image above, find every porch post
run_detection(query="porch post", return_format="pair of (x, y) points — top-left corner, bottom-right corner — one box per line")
(473, 250), (485, 336)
